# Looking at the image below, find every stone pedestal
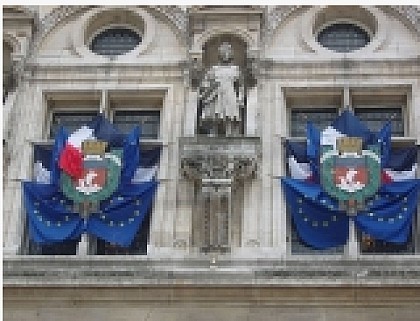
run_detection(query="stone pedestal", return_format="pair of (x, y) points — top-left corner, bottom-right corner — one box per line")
(180, 136), (260, 253)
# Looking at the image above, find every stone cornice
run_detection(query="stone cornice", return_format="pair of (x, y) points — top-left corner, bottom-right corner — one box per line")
(257, 58), (420, 79)
(3, 5), (36, 22)
(4, 257), (420, 287)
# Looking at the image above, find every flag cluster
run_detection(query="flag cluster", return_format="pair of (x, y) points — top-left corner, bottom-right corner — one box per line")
(25, 115), (160, 247)
(282, 110), (419, 249)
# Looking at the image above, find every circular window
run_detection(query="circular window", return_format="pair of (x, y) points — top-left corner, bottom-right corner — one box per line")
(317, 23), (371, 53)
(90, 27), (141, 56)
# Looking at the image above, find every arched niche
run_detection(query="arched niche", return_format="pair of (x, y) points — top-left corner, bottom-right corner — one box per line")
(203, 33), (247, 71)
(201, 33), (256, 89)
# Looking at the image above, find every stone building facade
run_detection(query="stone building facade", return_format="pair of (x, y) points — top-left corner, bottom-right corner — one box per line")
(3, 5), (420, 321)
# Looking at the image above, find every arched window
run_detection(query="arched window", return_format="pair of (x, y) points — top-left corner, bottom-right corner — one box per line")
(90, 27), (141, 56)
(317, 23), (370, 53)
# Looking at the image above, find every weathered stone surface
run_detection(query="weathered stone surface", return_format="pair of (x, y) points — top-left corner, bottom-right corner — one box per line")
(3, 5), (420, 321)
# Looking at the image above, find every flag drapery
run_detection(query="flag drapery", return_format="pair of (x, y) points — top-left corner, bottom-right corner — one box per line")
(25, 115), (160, 247)
(283, 110), (419, 249)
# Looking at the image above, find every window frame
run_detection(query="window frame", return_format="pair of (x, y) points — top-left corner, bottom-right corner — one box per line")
(284, 87), (418, 258)
(88, 24), (143, 57)
(24, 91), (164, 255)
(316, 21), (372, 53)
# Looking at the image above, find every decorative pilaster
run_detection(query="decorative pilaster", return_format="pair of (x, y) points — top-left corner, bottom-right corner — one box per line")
(272, 84), (287, 257)
(3, 84), (43, 255)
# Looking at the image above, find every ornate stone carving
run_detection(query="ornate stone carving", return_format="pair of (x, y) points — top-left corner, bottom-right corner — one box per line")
(39, 6), (88, 41)
(37, 5), (188, 50)
(264, 5), (420, 40)
(179, 136), (260, 253)
(179, 137), (260, 181)
(151, 6), (188, 35)
(388, 6), (420, 34)
(264, 6), (304, 40)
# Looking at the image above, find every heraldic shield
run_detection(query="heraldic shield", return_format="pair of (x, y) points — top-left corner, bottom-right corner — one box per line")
(321, 137), (381, 212)
(61, 140), (122, 203)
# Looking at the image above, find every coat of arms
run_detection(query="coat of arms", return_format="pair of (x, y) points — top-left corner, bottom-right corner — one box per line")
(321, 137), (381, 214)
(61, 139), (122, 203)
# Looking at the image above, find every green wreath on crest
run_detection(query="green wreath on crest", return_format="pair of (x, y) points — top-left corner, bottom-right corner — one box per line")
(61, 150), (122, 203)
(321, 145), (381, 202)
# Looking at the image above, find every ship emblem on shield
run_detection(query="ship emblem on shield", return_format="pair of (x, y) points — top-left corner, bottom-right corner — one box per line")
(61, 140), (121, 203)
(321, 137), (381, 214)
(75, 154), (108, 195)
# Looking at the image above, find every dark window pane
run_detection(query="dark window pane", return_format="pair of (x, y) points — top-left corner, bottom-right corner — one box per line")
(114, 110), (160, 139)
(317, 23), (370, 53)
(90, 28), (141, 56)
(50, 111), (98, 138)
(291, 108), (338, 137)
(28, 239), (79, 255)
(360, 231), (415, 254)
(354, 107), (404, 136)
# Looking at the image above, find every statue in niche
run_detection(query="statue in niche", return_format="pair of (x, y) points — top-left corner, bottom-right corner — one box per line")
(199, 42), (245, 137)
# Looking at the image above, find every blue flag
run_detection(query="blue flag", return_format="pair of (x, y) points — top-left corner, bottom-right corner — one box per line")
(50, 126), (68, 187)
(282, 178), (349, 249)
(355, 180), (420, 243)
(306, 122), (320, 183)
(332, 110), (376, 145)
(90, 114), (126, 147)
(88, 181), (158, 247)
(121, 126), (141, 186)
(24, 116), (160, 248)
(282, 110), (420, 249)
(376, 121), (392, 168)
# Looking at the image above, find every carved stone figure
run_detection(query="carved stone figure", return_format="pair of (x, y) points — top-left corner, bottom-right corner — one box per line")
(199, 42), (245, 136)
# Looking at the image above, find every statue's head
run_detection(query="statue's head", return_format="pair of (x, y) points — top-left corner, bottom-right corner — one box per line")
(218, 42), (234, 63)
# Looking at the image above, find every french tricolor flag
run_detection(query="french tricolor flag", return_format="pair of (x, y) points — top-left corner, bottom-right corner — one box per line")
(59, 126), (96, 179)
(286, 111), (417, 183)
(34, 115), (160, 185)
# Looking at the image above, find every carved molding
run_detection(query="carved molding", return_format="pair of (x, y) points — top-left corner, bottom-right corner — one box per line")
(11, 5), (419, 61)
(383, 5), (420, 35)
(264, 5), (305, 40)
(264, 5), (420, 40)
(179, 137), (261, 181)
(37, 5), (187, 51)
(4, 257), (420, 286)
(150, 6), (188, 36)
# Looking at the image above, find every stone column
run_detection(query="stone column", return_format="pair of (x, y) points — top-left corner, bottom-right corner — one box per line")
(240, 85), (260, 254)
(272, 83), (287, 258)
(410, 82), (420, 253)
(148, 87), (175, 256)
(246, 86), (258, 136)
(258, 80), (274, 249)
(100, 89), (109, 115)
(199, 179), (232, 252)
(149, 84), (186, 257)
(241, 179), (261, 250)
(342, 86), (359, 258)
(173, 180), (193, 250)
(3, 84), (43, 255)
(184, 90), (198, 137)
